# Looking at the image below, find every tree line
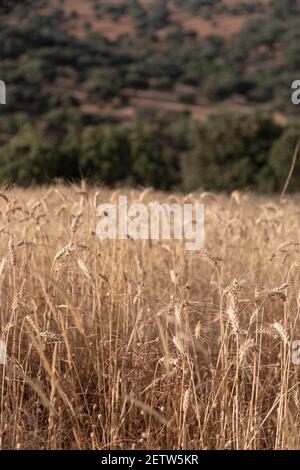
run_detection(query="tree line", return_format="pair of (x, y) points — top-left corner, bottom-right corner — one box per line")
(0, 112), (299, 192)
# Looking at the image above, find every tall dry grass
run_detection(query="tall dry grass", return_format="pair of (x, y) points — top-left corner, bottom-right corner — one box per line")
(0, 184), (300, 449)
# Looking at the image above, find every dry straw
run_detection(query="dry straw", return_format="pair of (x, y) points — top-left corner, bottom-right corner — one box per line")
(0, 185), (299, 450)
(8, 237), (16, 267)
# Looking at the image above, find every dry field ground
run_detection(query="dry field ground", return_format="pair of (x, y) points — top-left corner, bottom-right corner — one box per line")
(1, 185), (300, 449)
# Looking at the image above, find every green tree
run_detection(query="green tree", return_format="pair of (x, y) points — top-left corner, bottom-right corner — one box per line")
(84, 68), (122, 101)
(79, 125), (132, 184)
(0, 124), (58, 185)
(183, 112), (281, 192)
(148, 0), (169, 30)
(270, 0), (298, 18)
(269, 123), (300, 192)
(129, 122), (180, 189)
(58, 126), (81, 180)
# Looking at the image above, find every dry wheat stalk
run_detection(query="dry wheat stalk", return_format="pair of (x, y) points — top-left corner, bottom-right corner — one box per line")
(194, 321), (202, 339)
(39, 330), (62, 344)
(200, 248), (221, 268)
(57, 205), (68, 217)
(239, 337), (257, 365)
(77, 258), (93, 282)
(173, 336), (185, 355)
(227, 305), (241, 335)
(0, 193), (9, 204)
(53, 243), (77, 263)
(0, 186), (300, 450)
(258, 325), (279, 339)
(270, 283), (288, 302)
(0, 258), (6, 276)
(12, 292), (21, 315)
(170, 270), (179, 286)
(71, 212), (82, 234)
(273, 322), (289, 344)
(8, 237), (16, 267)
(174, 304), (182, 323)
(30, 201), (41, 217)
(182, 388), (190, 413)
(24, 315), (39, 334)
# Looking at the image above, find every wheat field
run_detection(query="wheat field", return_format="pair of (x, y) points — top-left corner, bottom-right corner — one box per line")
(0, 184), (300, 450)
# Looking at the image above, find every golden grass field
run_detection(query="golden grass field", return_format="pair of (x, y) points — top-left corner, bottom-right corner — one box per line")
(0, 184), (300, 449)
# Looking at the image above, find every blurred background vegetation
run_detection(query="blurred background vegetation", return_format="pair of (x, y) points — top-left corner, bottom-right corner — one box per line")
(1, 0), (300, 191)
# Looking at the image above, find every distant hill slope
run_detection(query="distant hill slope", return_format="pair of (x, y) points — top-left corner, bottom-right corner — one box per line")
(1, 0), (300, 138)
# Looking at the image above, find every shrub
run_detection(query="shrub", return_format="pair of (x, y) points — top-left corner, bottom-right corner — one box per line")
(79, 125), (132, 185)
(0, 124), (58, 185)
(183, 112), (282, 192)
(269, 123), (300, 191)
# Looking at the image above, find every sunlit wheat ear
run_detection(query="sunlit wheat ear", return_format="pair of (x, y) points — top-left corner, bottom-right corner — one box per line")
(1, 322), (15, 336)
(71, 211), (82, 235)
(226, 279), (246, 336)
(249, 308), (259, 325)
(135, 255), (144, 279)
(258, 325), (279, 339)
(170, 270), (179, 286)
(94, 191), (100, 209)
(0, 339), (7, 365)
(199, 248), (221, 268)
(29, 200), (41, 218)
(182, 389), (190, 414)
(173, 336), (185, 355)
(20, 279), (26, 300)
(227, 279), (239, 310)
(0, 258), (6, 276)
(12, 280), (26, 314)
(12, 292), (20, 315)
(174, 303), (183, 323)
(138, 187), (152, 203)
(182, 192), (195, 204)
(231, 190), (241, 205)
(77, 258), (93, 282)
(270, 283), (288, 302)
(200, 191), (218, 201)
(24, 315), (39, 333)
(8, 237), (16, 267)
(158, 356), (179, 370)
(39, 329), (62, 344)
(53, 243), (76, 264)
(227, 305), (240, 335)
(273, 322), (289, 344)
(238, 337), (257, 365)
(194, 321), (202, 339)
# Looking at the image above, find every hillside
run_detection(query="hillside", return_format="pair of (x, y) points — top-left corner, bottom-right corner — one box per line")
(1, 1), (300, 191)
(1, 0), (300, 127)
